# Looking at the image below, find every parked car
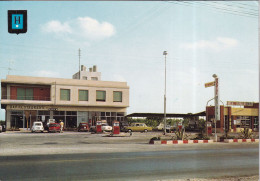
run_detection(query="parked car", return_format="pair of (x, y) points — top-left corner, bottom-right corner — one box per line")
(157, 123), (172, 133)
(78, 123), (89, 132)
(101, 123), (112, 132)
(31, 121), (44, 133)
(120, 121), (129, 132)
(0, 125), (2, 133)
(48, 123), (61, 133)
(89, 125), (96, 132)
(125, 123), (152, 132)
(45, 119), (56, 131)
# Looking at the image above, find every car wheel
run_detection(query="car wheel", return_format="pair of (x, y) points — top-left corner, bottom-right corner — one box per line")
(128, 129), (132, 133)
(144, 129), (148, 133)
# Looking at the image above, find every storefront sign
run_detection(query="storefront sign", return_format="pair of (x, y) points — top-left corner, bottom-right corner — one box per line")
(8, 105), (47, 110)
(227, 101), (253, 106)
(205, 81), (215, 88)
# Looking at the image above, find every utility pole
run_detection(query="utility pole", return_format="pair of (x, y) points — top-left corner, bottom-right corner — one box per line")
(163, 51), (167, 135)
(78, 48), (81, 80)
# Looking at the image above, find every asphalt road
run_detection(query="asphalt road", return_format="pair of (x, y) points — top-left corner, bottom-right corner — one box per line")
(0, 147), (258, 181)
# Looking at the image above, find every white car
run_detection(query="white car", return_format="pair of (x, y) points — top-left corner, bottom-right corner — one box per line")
(31, 122), (44, 133)
(157, 123), (172, 132)
(101, 123), (112, 132)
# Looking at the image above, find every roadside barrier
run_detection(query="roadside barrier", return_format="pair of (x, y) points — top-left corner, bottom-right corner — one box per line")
(224, 139), (259, 143)
(149, 140), (214, 145)
(149, 139), (259, 144)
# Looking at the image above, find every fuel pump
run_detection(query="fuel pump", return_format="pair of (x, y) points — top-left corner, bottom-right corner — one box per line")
(113, 121), (120, 135)
(207, 122), (212, 135)
(96, 121), (102, 133)
(178, 122), (182, 132)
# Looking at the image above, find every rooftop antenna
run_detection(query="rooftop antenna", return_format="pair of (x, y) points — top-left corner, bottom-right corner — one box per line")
(8, 59), (14, 75)
(78, 48), (81, 80)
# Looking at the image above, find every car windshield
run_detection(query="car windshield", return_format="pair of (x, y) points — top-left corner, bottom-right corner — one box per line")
(35, 123), (42, 126)
(102, 124), (108, 126)
(81, 123), (87, 126)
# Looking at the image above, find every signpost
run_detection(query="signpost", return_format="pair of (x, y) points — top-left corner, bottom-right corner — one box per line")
(205, 74), (219, 142)
(204, 81), (215, 88)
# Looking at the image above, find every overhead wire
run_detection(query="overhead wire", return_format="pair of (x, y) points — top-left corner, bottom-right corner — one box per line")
(167, 1), (258, 18)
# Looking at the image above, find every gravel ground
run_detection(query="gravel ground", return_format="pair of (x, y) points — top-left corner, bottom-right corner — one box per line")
(165, 175), (259, 181)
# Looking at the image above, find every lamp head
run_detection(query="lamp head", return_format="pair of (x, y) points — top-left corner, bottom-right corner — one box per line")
(163, 51), (168, 56)
(212, 74), (217, 78)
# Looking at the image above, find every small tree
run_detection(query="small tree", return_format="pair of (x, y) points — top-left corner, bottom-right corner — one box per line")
(240, 128), (253, 139)
(194, 119), (209, 140)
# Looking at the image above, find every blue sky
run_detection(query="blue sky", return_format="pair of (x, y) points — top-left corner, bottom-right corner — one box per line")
(0, 1), (258, 120)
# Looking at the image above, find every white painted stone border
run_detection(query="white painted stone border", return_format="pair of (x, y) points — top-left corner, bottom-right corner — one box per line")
(149, 140), (214, 145)
(224, 139), (259, 143)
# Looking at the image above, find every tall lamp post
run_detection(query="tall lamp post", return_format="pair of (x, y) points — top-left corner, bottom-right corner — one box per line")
(163, 51), (167, 135)
(212, 74), (219, 142)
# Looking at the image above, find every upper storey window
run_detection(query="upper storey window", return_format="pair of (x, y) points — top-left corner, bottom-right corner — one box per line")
(17, 88), (33, 100)
(60, 89), (70, 101)
(96, 91), (106, 102)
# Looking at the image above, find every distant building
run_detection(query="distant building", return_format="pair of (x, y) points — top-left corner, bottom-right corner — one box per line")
(1, 66), (129, 130)
(206, 102), (259, 132)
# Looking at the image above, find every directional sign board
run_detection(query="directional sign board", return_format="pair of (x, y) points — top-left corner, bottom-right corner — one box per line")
(8, 10), (27, 34)
(205, 81), (215, 88)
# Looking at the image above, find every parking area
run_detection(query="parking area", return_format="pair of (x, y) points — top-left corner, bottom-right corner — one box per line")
(0, 131), (258, 156)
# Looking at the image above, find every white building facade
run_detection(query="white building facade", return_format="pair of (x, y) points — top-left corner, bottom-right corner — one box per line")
(1, 70), (129, 130)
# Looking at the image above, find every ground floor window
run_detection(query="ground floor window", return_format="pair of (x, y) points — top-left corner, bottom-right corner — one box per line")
(6, 109), (126, 129)
(254, 117), (258, 130)
(10, 111), (24, 129)
(236, 116), (251, 128)
(78, 111), (89, 126)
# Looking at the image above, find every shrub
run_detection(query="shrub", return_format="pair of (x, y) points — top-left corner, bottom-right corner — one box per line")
(239, 128), (253, 139)
(193, 133), (210, 140)
(150, 136), (161, 141)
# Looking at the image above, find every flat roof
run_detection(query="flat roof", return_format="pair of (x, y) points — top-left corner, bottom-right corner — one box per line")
(1, 75), (129, 89)
(126, 111), (206, 118)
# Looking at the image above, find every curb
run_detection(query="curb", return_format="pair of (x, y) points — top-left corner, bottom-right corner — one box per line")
(149, 140), (214, 145)
(224, 139), (259, 143)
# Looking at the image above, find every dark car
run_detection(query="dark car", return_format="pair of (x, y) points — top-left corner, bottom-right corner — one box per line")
(120, 121), (129, 132)
(48, 123), (61, 133)
(78, 123), (89, 132)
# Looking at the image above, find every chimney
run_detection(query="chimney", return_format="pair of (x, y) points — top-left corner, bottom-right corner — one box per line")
(93, 65), (97, 72)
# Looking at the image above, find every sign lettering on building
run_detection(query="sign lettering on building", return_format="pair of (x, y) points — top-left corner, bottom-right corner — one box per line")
(8, 105), (46, 110)
(227, 101), (254, 106)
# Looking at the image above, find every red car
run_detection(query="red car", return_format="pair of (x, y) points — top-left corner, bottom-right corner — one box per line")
(78, 123), (89, 132)
(48, 123), (61, 133)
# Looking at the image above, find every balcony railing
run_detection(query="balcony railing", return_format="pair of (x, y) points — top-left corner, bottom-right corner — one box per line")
(1, 95), (51, 101)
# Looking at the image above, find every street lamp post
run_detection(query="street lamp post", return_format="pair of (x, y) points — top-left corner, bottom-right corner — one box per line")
(163, 51), (167, 135)
(212, 74), (219, 142)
